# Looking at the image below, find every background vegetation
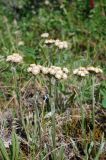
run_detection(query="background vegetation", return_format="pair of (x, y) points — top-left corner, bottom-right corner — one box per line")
(0, 0), (106, 159)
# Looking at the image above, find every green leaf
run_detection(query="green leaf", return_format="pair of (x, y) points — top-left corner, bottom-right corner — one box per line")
(11, 132), (16, 160)
(102, 98), (106, 108)
(11, 132), (20, 160)
(100, 89), (106, 97)
(15, 134), (20, 160)
(0, 138), (10, 160)
(58, 146), (65, 160)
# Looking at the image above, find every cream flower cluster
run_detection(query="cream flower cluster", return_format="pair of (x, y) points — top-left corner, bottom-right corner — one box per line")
(45, 39), (55, 44)
(73, 67), (89, 77)
(41, 32), (49, 38)
(87, 66), (103, 74)
(73, 66), (103, 77)
(27, 64), (69, 80)
(27, 64), (41, 75)
(54, 39), (68, 49)
(49, 66), (69, 79)
(17, 41), (24, 46)
(44, 38), (68, 49)
(6, 53), (23, 63)
(41, 32), (68, 49)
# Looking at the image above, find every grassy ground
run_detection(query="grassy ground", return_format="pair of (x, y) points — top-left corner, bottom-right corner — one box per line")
(0, 1), (106, 159)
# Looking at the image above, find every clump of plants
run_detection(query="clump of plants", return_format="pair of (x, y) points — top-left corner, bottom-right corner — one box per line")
(0, 1), (106, 160)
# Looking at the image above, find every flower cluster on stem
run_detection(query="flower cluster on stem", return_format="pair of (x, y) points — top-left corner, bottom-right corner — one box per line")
(6, 53), (23, 63)
(27, 64), (69, 80)
(73, 66), (103, 77)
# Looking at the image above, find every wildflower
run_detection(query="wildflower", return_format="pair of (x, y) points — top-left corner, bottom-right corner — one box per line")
(56, 70), (63, 75)
(62, 73), (68, 80)
(55, 40), (68, 49)
(18, 41), (24, 46)
(6, 53), (23, 63)
(45, 0), (50, 5)
(55, 39), (61, 46)
(41, 32), (49, 38)
(87, 66), (103, 74)
(45, 39), (55, 44)
(31, 66), (40, 75)
(30, 64), (37, 67)
(37, 65), (42, 70)
(27, 64), (40, 75)
(55, 73), (62, 80)
(50, 66), (62, 75)
(50, 66), (68, 80)
(63, 67), (69, 74)
(41, 67), (49, 74)
(73, 67), (89, 77)
(27, 67), (32, 72)
(48, 68), (56, 75)
(27, 64), (69, 80)
(54, 66), (62, 71)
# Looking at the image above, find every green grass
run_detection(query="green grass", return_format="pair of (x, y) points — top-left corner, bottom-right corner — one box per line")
(0, 1), (106, 159)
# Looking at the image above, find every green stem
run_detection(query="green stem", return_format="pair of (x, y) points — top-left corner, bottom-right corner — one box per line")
(92, 76), (95, 143)
(49, 78), (56, 159)
(55, 80), (58, 110)
(80, 79), (86, 146)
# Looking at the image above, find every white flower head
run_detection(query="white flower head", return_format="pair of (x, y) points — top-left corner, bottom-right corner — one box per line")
(18, 41), (24, 46)
(50, 66), (68, 80)
(48, 68), (56, 75)
(37, 65), (42, 70)
(27, 64), (69, 80)
(87, 66), (103, 74)
(55, 73), (62, 80)
(45, 39), (55, 44)
(41, 32), (49, 38)
(31, 66), (40, 75)
(62, 73), (68, 80)
(55, 39), (61, 46)
(53, 66), (61, 72)
(6, 53), (23, 63)
(27, 64), (41, 76)
(63, 67), (69, 74)
(41, 67), (49, 74)
(56, 70), (63, 75)
(44, 0), (50, 5)
(30, 64), (36, 67)
(55, 40), (68, 49)
(73, 67), (89, 77)
(27, 67), (32, 72)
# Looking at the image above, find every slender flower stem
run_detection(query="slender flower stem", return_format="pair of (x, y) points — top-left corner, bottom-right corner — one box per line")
(80, 79), (86, 146)
(55, 80), (58, 110)
(49, 76), (52, 97)
(92, 76), (95, 143)
(49, 78), (56, 159)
